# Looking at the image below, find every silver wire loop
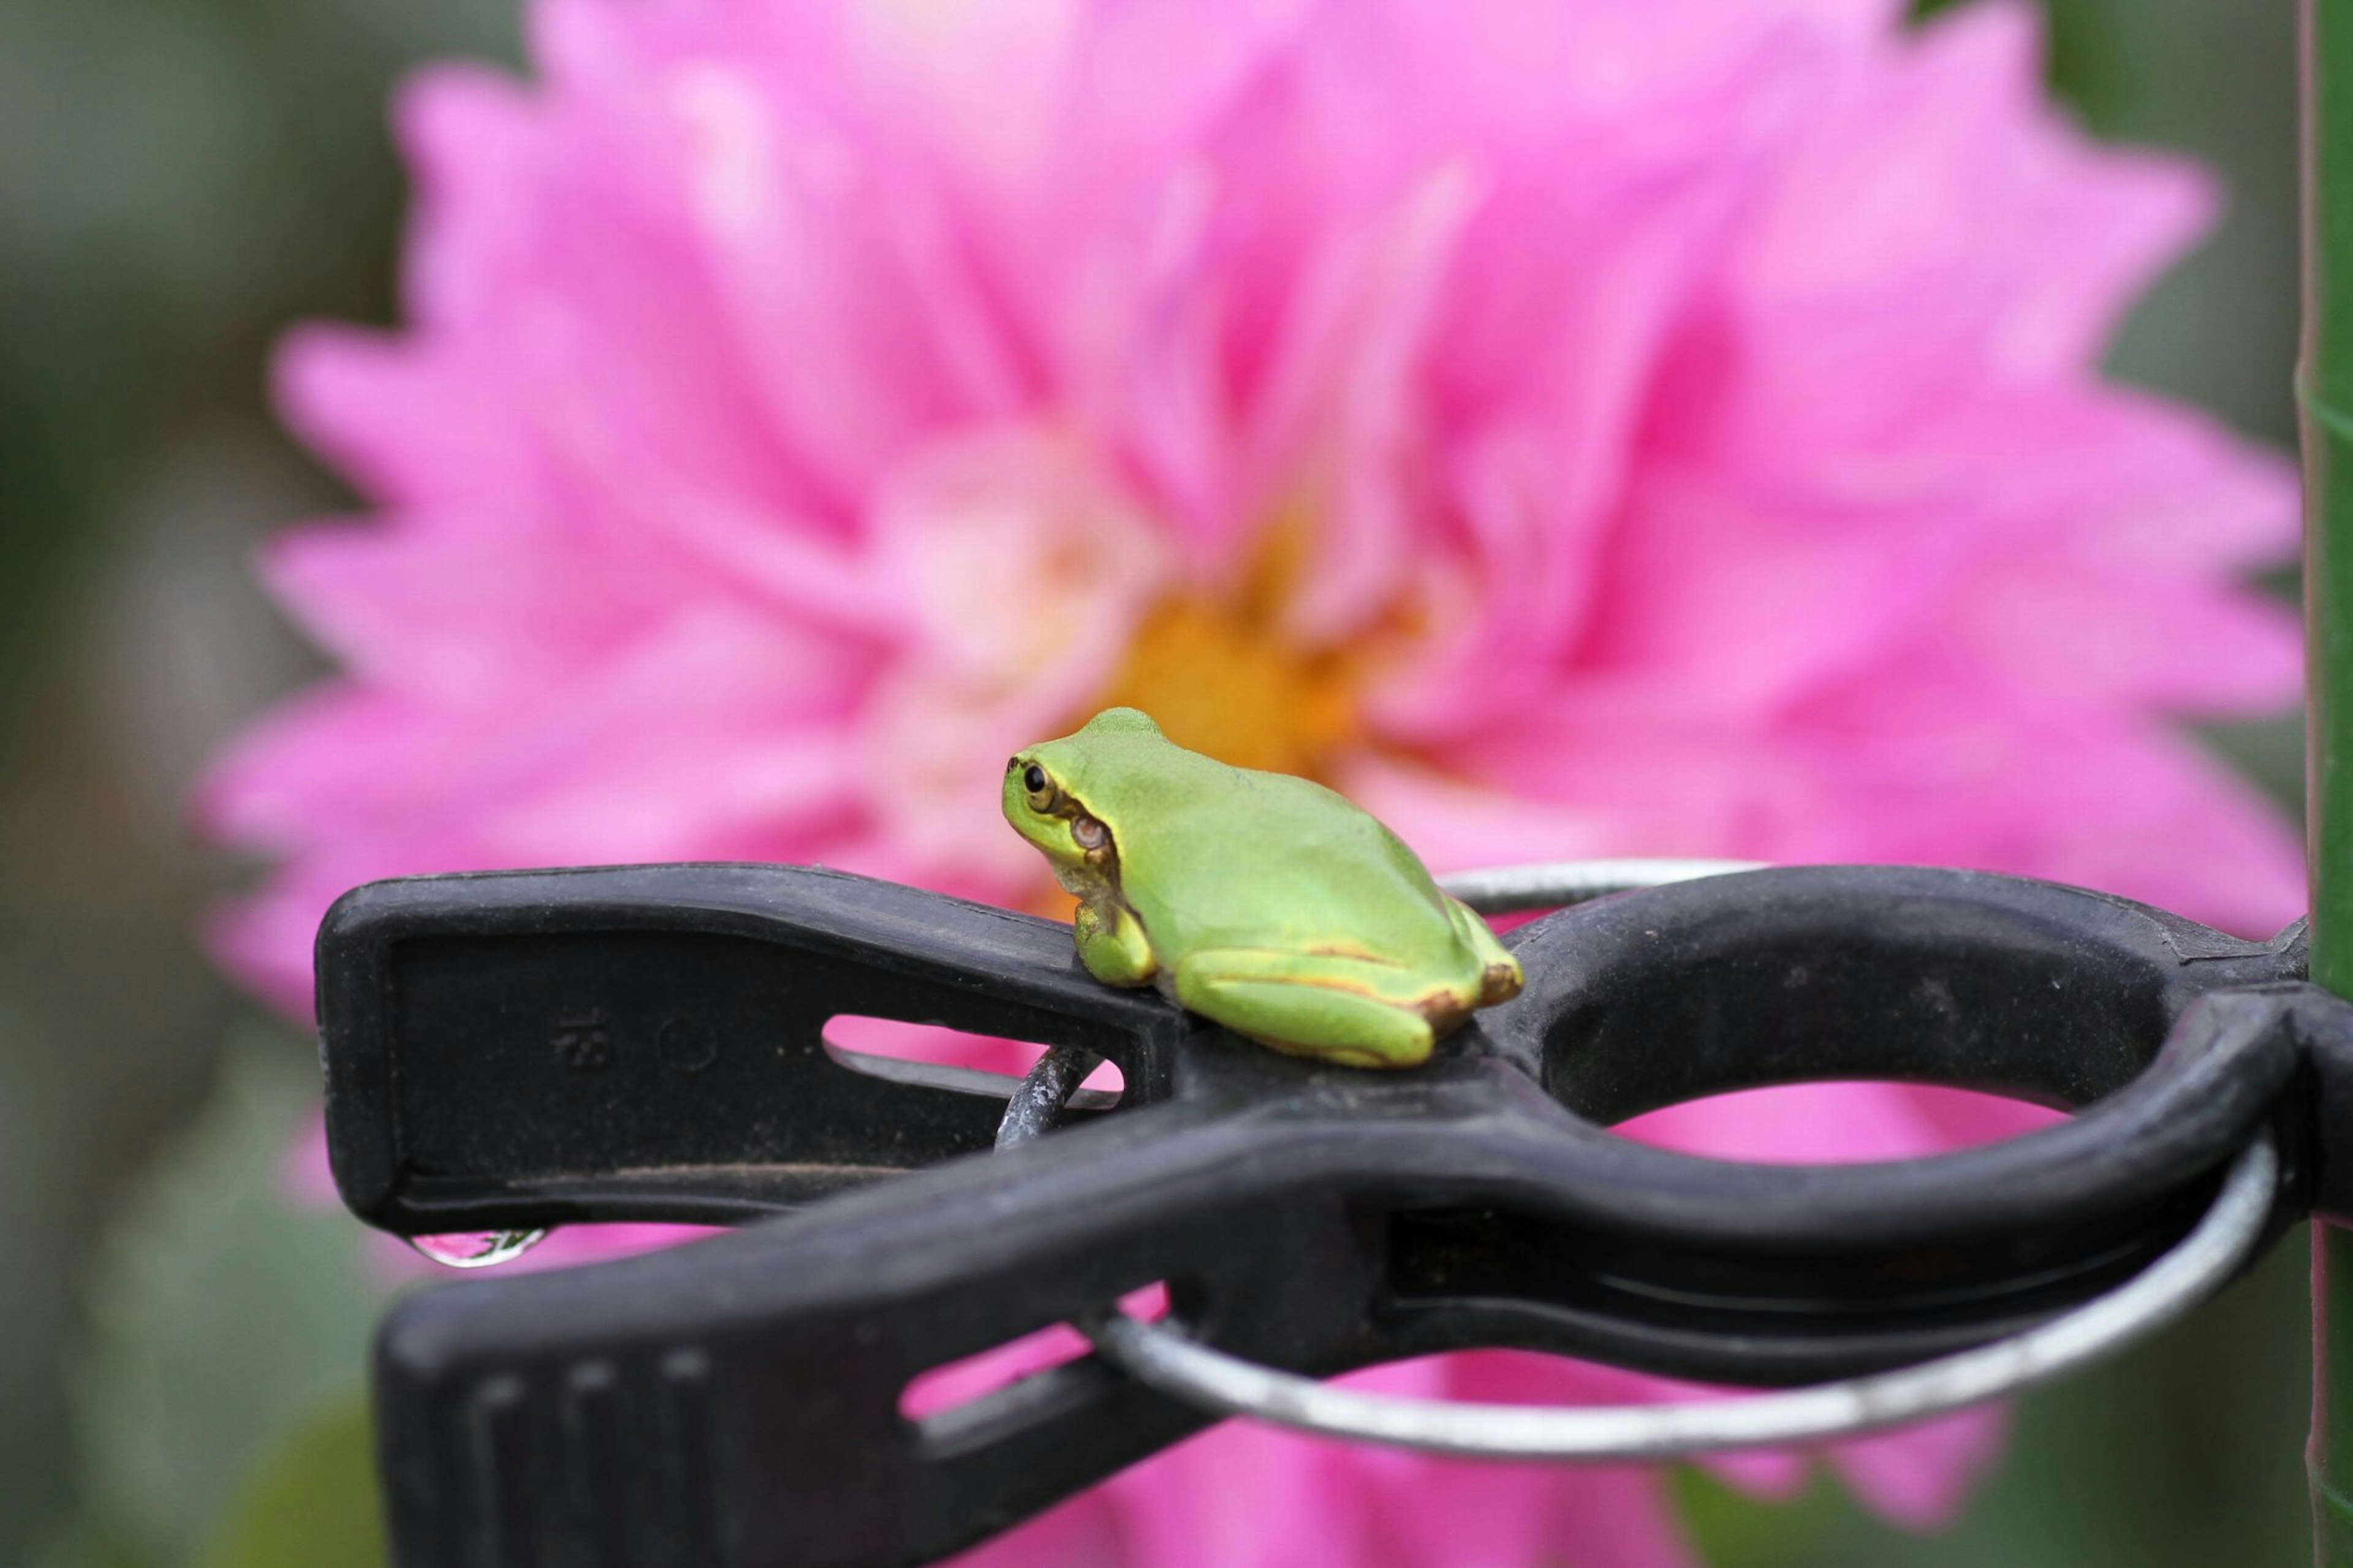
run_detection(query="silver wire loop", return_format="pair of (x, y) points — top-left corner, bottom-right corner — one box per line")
(1074, 1136), (2272, 1459)
(1438, 857), (1767, 914)
(994, 858), (2283, 1461)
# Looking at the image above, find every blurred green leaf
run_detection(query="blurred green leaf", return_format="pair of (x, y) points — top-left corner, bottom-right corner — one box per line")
(193, 1395), (384, 1568)
(23, 1519), (161, 1568)
(1674, 1468), (1850, 1567)
(71, 1035), (384, 1564)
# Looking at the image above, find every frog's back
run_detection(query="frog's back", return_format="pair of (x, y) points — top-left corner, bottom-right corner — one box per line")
(1108, 755), (1468, 966)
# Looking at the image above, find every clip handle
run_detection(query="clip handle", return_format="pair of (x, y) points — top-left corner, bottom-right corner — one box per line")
(317, 863), (1185, 1232)
(371, 1099), (1362, 1568)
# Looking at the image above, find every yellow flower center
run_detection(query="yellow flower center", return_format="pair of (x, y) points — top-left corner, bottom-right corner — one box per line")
(1092, 518), (1365, 779)
(1097, 598), (1359, 779)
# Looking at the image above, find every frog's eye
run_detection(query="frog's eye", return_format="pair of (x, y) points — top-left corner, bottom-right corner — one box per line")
(1073, 815), (1108, 850)
(1022, 764), (1058, 811)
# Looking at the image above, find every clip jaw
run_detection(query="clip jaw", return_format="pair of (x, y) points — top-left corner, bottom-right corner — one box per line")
(316, 863), (1188, 1232)
(319, 862), (2333, 1568)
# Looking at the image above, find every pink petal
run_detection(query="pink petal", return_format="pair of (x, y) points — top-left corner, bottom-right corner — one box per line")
(1246, 165), (1487, 642)
(258, 515), (648, 705)
(393, 63), (550, 331)
(1618, 1081), (2061, 1166)
(1830, 1404), (2010, 1530)
(275, 328), (536, 508)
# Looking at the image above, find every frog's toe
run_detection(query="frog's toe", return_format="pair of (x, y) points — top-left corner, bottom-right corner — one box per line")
(1479, 955), (1523, 1006)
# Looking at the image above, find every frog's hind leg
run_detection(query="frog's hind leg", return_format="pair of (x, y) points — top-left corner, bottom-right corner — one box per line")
(1168, 949), (1444, 1070)
(1443, 894), (1524, 1006)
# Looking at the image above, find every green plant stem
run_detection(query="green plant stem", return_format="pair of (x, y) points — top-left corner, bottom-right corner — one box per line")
(2306, 4), (2353, 1562)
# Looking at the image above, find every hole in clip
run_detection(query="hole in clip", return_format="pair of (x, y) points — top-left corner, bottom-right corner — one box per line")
(900, 1282), (1170, 1441)
(1611, 1081), (2066, 1165)
(822, 1017), (1124, 1104)
(1528, 884), (2175, 1125)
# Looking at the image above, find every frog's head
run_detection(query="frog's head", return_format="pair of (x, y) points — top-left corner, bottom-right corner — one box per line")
(1002, 708), (1164, 888)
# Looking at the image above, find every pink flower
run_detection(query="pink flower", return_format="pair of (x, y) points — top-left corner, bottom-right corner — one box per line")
(203, 0), (2302, 1561)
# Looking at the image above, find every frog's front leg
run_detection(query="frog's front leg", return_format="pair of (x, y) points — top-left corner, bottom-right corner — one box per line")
(1074, 896), (1158, 987)
(1168, 950), (1451, 1070)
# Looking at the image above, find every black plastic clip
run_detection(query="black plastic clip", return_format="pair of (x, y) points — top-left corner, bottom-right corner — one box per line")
(317, 863), (2338, 1567)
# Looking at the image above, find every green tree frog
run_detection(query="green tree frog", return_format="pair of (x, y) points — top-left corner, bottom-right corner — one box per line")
(1002, 708), (1523, 1069)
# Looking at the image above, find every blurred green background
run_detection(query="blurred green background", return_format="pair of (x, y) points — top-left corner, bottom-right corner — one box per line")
(0, 0), (2319, 1563)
